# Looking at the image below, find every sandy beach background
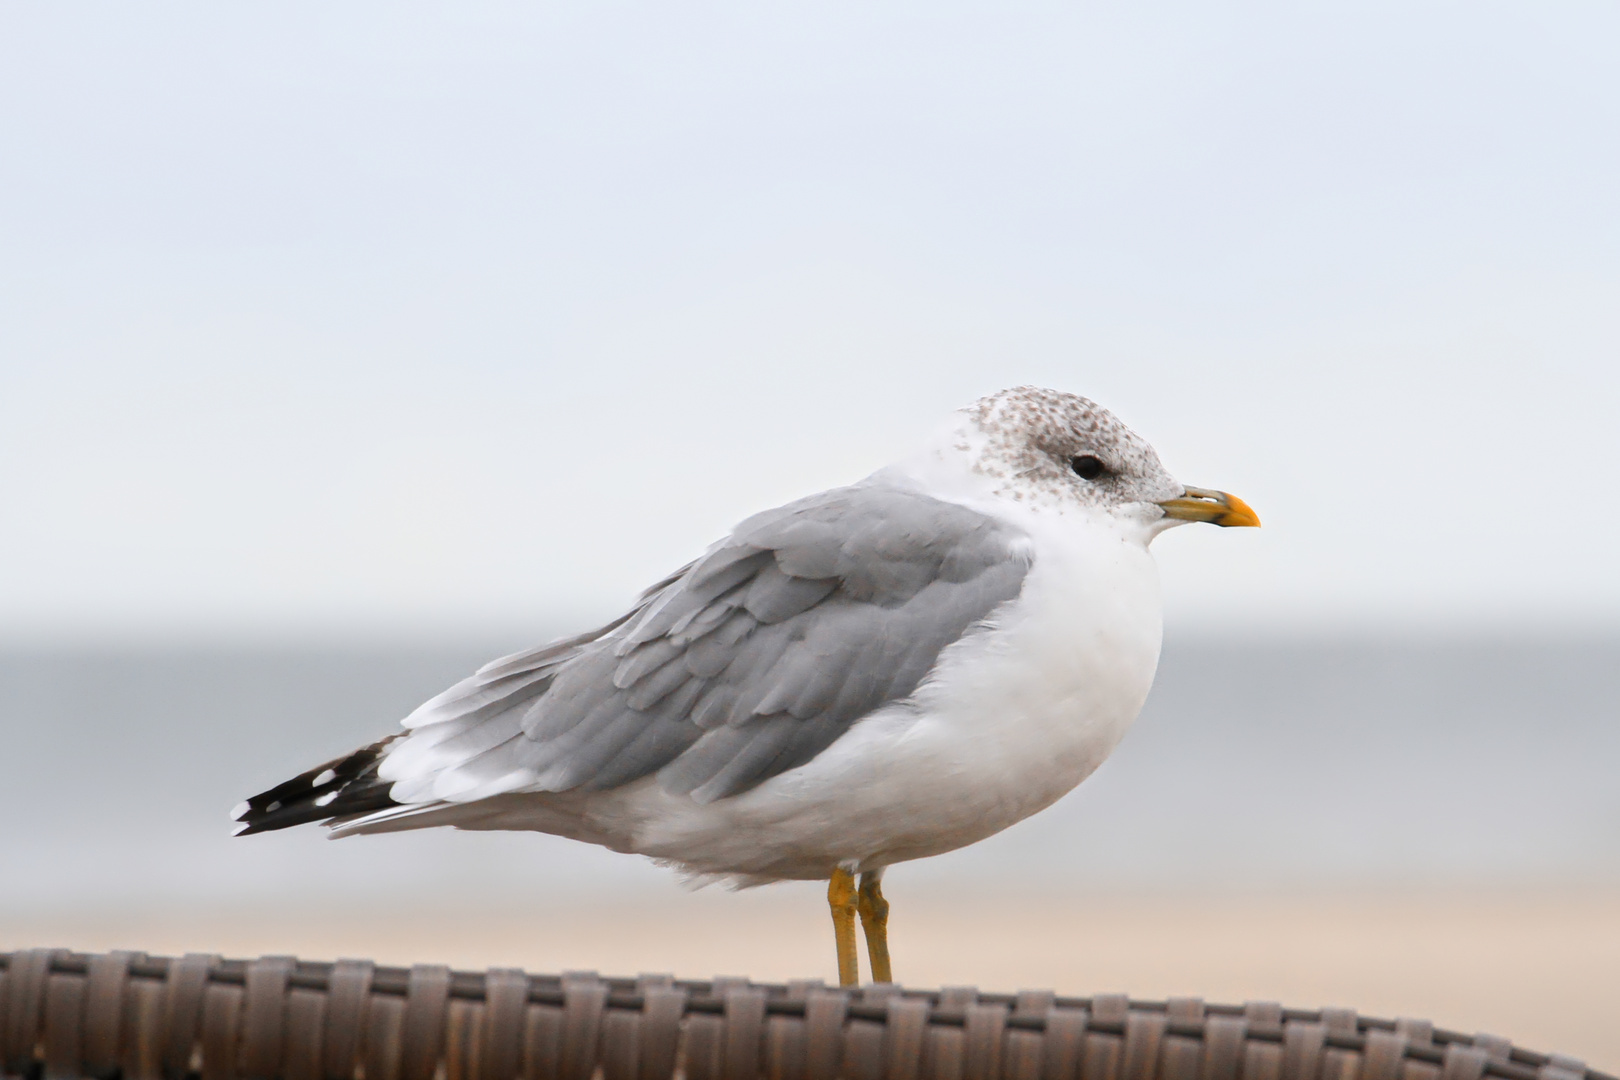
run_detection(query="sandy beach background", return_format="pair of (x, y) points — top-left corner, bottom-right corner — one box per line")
(4, 637), (1618, 1067)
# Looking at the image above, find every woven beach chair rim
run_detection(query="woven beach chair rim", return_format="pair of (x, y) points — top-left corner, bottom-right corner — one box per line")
(0, 949), (1607, 1080)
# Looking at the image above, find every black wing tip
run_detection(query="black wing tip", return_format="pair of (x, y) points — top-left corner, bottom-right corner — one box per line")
(232, 736), (401, 836)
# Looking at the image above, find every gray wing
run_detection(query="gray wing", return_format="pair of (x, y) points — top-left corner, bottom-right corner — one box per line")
(378, 482), (1031, 806)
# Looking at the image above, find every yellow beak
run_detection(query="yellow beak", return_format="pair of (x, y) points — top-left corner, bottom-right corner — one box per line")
(1157, 487), (1261, 528)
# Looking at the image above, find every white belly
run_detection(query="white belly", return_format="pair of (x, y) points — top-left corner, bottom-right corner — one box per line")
(579, 517), (1165, 884)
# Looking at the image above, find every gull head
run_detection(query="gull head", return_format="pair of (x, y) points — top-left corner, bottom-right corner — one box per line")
(919, 386), (1259, 533)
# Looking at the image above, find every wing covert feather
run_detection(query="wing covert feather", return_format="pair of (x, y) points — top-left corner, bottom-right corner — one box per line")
(376, 483), (1031, 805)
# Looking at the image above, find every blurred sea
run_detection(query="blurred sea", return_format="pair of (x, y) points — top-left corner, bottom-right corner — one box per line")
(2, 633), (1617, 914)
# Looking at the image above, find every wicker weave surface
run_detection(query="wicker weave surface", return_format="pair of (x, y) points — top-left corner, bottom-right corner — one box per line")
(0, 950), (1608, 1080)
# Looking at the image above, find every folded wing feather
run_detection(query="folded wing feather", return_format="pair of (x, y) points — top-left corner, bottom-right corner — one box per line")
(240, 481), (1032, 834)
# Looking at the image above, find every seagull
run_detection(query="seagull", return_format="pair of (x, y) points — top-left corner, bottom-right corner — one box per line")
(234, 386), (1258, 986)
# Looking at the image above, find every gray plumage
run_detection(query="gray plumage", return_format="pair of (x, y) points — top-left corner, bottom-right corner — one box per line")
(378, 481), (1031, 809)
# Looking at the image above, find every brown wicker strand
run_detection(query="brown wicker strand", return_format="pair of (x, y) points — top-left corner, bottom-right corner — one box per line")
(0, 950), (1612, 1080)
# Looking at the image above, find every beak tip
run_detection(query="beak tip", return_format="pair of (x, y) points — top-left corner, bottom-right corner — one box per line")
(1216, 496), (1261, 529)
(1218, 488), (1250, 527)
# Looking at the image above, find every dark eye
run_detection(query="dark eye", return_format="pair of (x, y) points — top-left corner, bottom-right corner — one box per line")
(1070, 455), (1107, 481)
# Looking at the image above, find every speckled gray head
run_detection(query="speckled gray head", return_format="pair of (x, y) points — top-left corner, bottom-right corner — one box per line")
(907, 386), (1260, 531)
(959, 386), (1184, 512)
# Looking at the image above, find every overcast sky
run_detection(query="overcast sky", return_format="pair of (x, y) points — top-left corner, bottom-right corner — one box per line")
(2, 3), (1616, 642)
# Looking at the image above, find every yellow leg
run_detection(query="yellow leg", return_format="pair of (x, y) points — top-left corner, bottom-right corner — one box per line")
(857, 870), (892, 984)
(828, 867), (861, 987)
